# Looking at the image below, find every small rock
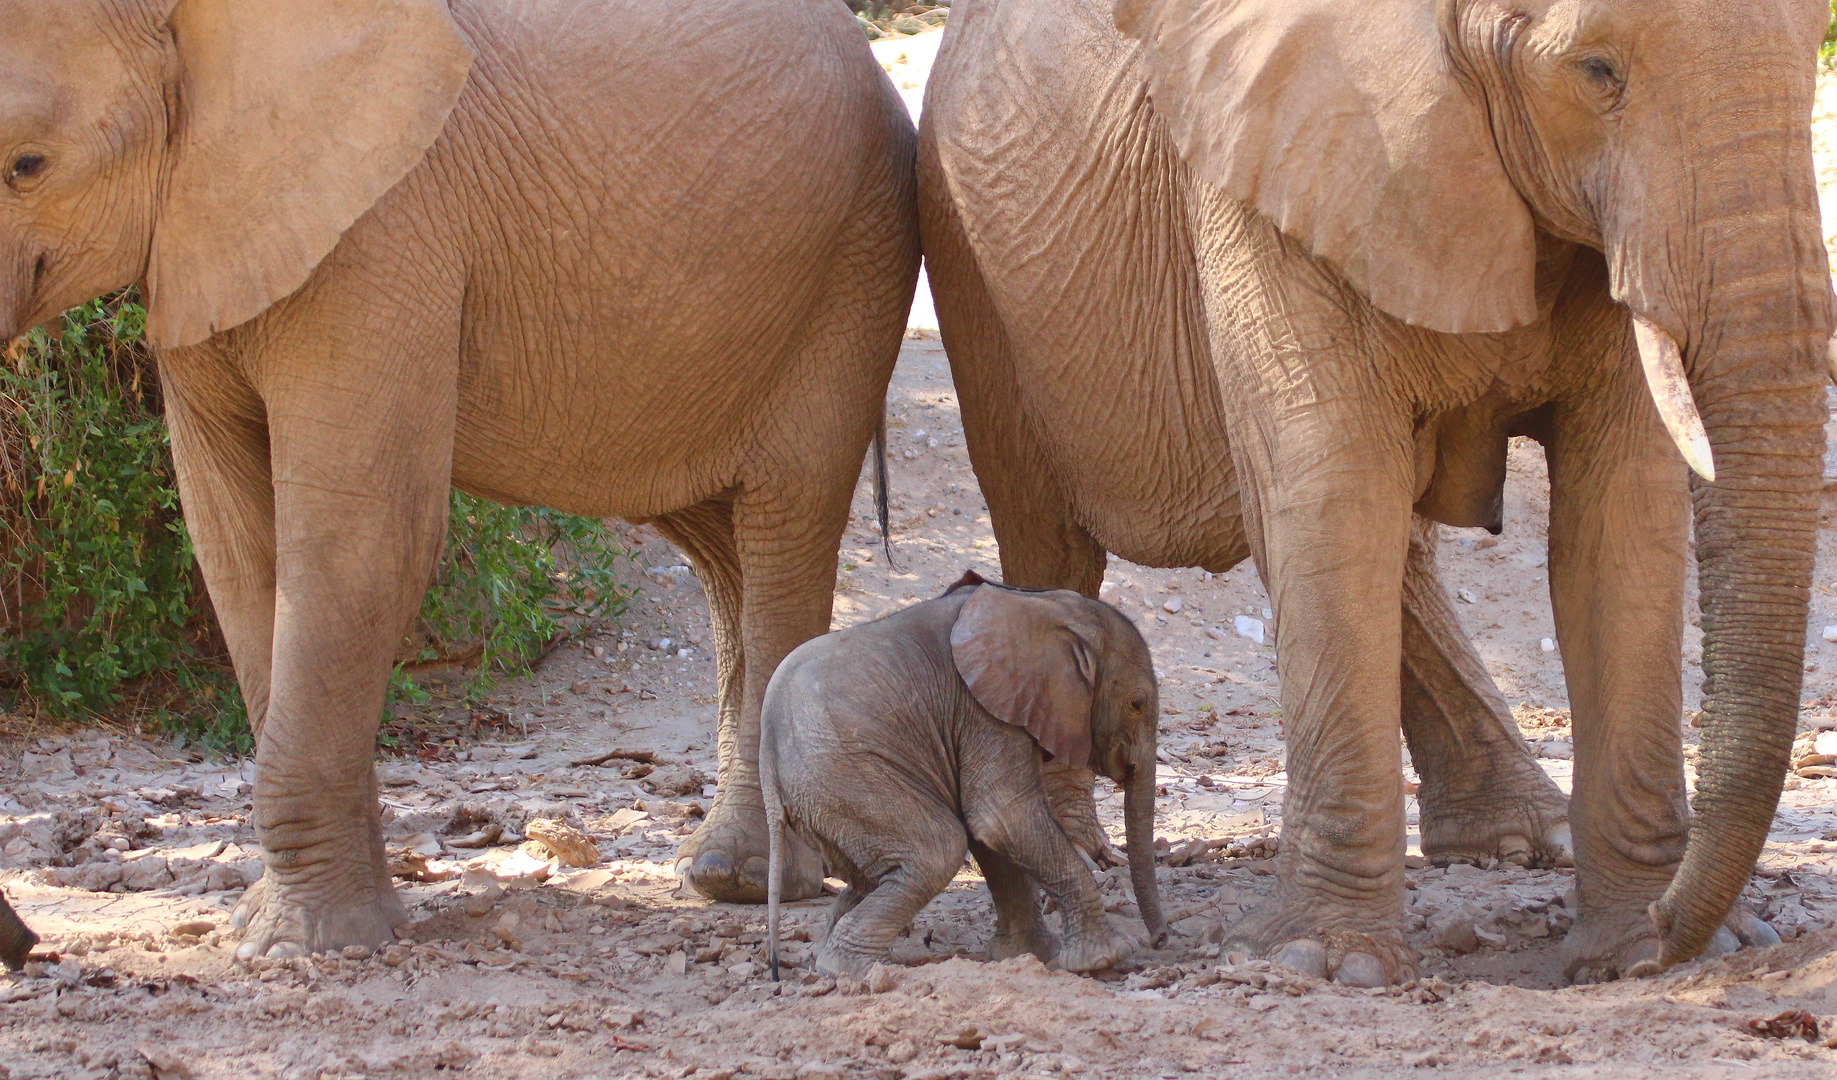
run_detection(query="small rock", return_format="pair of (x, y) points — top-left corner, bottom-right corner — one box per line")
(1823, 625), (1837, 643)
(341, 945), (373, 960)
(885, 1040), (918, 1065)
(646, 637), (674, 651)
(941, 1027), (984, 1050)
(405, 831), (447, 855)
(524, 819), (600, 867)
(866, 963), (897, 994)
(1473, 924), (1508, 948)
(1537, 740), (1574, 760)
(1816, 730), (1837, 757)
(460, 883), (504, 917)
(1162, 597), (1183, 614)
(168, 920), (216, 940)
(139, 1047), (196, 1080)
(666, 949), (688, 976)
(795, 1065), (845, 1080)
(1233, 615), (1265, 645)
(727, 960), (757, 980)
(1433, 919), (1481, 954)
(1457, 589), (1477, 604)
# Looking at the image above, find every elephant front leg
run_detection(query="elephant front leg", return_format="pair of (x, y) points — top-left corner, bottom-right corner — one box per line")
(1209, 366), (1419, 984)
(217, 324), (456, 958)
(1400, 516), (1573, 869)
(1224, 485), (1418, 985)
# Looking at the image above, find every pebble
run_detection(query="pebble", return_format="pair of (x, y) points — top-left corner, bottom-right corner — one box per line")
(1233, 615), (1265, 645)
(885, 1040), (918, 1065)
(1823, 625), (1837, 643)
(1163, 597), (1183, 614)
(1540, 638), (1557, 652)
(1457, 589), (1478, 604)
(1817, 730), (1837, 757)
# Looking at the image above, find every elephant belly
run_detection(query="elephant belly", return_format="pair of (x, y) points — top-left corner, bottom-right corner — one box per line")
(929, 0), (1244, 570)
(433, 0), (914, 517)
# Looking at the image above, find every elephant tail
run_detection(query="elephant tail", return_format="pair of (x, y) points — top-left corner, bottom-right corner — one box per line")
(874, 409), (899, 571)
(764, 727), (784, 983)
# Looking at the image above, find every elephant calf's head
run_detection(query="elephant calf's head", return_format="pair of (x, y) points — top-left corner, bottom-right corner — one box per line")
(949, 582), (1167, 944)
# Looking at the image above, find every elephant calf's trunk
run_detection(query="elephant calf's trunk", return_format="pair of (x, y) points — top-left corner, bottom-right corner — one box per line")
(1123, 771), (1166, 947)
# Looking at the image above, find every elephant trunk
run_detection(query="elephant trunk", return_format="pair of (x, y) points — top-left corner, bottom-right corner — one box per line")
(1123, 761), (1166, 947)
(1612, 117), (1831, 966)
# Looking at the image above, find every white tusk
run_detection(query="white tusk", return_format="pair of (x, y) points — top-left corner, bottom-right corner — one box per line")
(1633, 317), (1715, 483)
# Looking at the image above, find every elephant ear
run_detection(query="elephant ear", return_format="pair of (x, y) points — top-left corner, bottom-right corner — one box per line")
(950, 586), (1096, 770)
(145, 0), (474, 349)
(1114, 0), (1537, 334)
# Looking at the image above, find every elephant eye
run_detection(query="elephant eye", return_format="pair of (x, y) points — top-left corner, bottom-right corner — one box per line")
(7, 153), (45, 190)
(1579, 56), (1621, 88)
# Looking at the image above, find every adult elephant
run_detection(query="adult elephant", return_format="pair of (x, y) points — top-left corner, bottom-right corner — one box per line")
(0, 0), (917, 954)
(922, 0), (1826, 984)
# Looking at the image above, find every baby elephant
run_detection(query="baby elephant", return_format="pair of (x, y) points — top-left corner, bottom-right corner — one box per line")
(764, 571), (1165, 978)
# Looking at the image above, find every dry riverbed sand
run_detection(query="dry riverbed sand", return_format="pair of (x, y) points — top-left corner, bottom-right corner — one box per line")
(8, 29), (1837, 1080)
(2, 337), (1837, 1079)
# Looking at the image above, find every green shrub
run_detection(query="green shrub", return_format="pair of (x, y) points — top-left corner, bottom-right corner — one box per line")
(0, 296), (632, 752)
(0, 296), (221, 728)
(400, 491), (631, 705)
(1824, 1), (1837, 69)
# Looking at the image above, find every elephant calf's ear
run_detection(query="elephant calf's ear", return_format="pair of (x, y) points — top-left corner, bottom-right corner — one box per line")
(950, 587), (1095, 770)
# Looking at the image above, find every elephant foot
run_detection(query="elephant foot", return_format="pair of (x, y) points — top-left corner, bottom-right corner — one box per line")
(1223, 904), (1417, 986)
(1562, 901), (1780, 984)
(675, 795), (823, 904)
(1417, 762), (1573, 870)
(1054, 924), (1128, 974)
(229, 872), (407, 959)
(812, 937), (881, 979)
(988, 922), (1060, 964)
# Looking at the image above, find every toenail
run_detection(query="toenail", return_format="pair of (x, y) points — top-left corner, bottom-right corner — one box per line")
(1335, 952), (1387, 988)
(1272, 939), (1327, 979)
(266, 941), (307, 959)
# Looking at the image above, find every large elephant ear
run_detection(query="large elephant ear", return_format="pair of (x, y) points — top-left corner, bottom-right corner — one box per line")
(950, 586), (1097, 770)
(1114, 0), (1537, 334)
(146, 0), (474, 349)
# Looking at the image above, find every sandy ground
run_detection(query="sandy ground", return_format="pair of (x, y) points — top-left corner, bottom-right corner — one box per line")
(3, 337), (1837, 1080)
(7, 25), (1837, 1080)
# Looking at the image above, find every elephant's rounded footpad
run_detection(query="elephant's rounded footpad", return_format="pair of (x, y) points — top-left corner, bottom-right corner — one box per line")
(229, 873), (406, 960)
(674, 809), (824, 905)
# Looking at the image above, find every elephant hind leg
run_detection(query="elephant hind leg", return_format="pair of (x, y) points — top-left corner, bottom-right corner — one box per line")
(815, 826), (966, 979)
(1400, 517), (1573, 869)
(971, 839), (1059, 963)
(659, 499), (826, 904)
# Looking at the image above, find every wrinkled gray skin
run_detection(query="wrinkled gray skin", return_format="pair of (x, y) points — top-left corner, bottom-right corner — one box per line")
(0, 0), (917, 955)
(922, 0), (1825, 985)
(763, 578), (1165, 978)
